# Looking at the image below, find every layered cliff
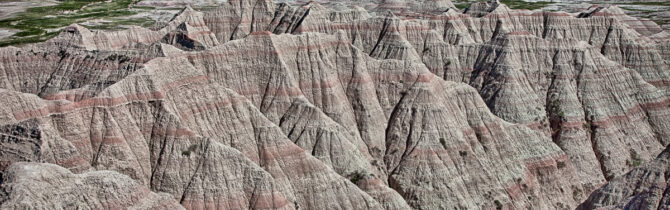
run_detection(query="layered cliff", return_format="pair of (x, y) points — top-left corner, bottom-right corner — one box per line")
(0, 0), (669, 209)
(578, 145), (670, 209)
(196, 0), (670, 192)
(0, 162), (184, 209)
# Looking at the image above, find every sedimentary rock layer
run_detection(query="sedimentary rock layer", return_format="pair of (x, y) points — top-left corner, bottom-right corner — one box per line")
(0, 162), (184, 209)
(579, 145), (670, 209)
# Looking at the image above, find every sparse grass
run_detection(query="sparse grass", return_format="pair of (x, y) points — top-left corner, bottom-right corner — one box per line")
(618, 3), (670, 27)
(454, 0), (552, 12)
(454, 0), (670, 29)
(0, 32), (58, 47)
(26, 0), (99, 14)
(132, 5), (157, 10)
(620, 1), (670, 7)
(82, 0), (136, 13)
(0, 0), (157, 47)
(86, 17), (155, 30)
(455, 2), (470, 10)
(500, 0), (551, 10)
(618, 6), (654, 13)
(626, 149), (642, 167)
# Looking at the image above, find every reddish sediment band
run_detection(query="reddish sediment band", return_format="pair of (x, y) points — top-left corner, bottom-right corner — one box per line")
(13, 75), (209, 121)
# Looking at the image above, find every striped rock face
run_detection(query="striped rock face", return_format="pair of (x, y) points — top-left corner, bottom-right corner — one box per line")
(0, 0), (669, 209)
(578, 145), (670, 210)
(0, 162), (185, 210)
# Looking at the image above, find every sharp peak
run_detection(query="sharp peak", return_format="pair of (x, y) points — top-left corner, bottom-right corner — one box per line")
(61, 24), (94, 37)
(64, 23), (89, 31)
(380, 10), (398, 19)
(170, 5), (201, 21)
(176, 22), (192, 31)
(299, 1), (327, 11)
(176, 4), (195, 16)
(578, 4), (628, 18)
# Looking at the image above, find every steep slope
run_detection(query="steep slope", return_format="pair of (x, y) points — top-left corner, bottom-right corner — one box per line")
(423, 32), (670, 189)
(0, 55), (386, 209)
(0, 162), (184, 209)
(0, 30), (584, 209)
(176, 31), (584, 208)
(193, 0), (670, 194)
(0, 6), (217, 102)
(578, 5), (664, 37)
(579, 145), (670, 209)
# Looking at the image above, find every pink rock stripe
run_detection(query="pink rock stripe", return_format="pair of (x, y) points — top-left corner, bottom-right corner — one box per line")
(13, 91), (165, 121)
(13, 75), (209, 121)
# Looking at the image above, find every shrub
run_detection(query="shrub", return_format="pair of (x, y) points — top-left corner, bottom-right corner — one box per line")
(181, 150), (191, 156)
(547, 98), (566, 121)
(557, 161), (566, 169)
(349, 171), (364, 184)
(494, 200), (503, 210)
(626, 150), (642, 167)
(105, 54), (131, 62)
(181, 144), (198, 157)
(572, 186), (582, 201)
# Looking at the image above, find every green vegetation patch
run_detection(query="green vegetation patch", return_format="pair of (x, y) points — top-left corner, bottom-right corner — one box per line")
(453, 0), (552, 11)
(349, 171), (364, 184)
(0, 0), (156, 47)
(621, 1), (670, 7)
(0, 32), (58, 48)
(500, 0), (551, 10)
(455, 2), (470, 10)
(452, 0), (473, 11)
(85, 17), (155, 30)
(626, 149), (642, 167)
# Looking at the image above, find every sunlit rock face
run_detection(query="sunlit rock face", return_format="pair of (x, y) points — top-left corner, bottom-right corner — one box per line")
(579, 145), (670, 210)
(0, 0), (669, 209)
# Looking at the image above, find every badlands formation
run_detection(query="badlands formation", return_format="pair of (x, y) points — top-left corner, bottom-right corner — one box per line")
(0, 0), (669, 209)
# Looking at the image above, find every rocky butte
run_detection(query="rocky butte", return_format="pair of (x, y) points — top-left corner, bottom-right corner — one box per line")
(0, 0), (669, 209)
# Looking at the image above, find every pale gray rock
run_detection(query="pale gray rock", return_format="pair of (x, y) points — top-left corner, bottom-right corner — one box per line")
(579, 145), (670, 210)
(0, 162), (184, 209)
(200, 0), (670, 195)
